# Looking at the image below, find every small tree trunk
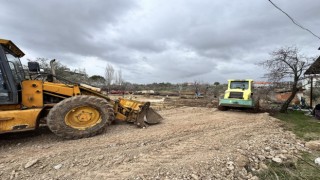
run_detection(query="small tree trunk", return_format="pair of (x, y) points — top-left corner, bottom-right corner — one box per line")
(279, 92), (296, 113)
(280, 78), (299, 113)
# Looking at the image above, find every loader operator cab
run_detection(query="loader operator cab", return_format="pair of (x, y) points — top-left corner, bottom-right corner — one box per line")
(0, 39), (25, 104)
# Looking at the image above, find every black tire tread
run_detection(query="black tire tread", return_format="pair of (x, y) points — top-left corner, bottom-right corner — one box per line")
(47, 95), (114, 139)
(218, 105), (228, 111)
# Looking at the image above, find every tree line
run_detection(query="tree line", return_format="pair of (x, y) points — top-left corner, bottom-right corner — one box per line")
(27, 45), (319, 113)
(26, 58), (225, 96)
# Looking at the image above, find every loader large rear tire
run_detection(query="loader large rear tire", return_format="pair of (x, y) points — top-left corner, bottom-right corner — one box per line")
(47, 95), (114, 139)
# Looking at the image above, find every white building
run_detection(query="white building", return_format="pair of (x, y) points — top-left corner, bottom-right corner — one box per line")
(304, 56), (320, 90)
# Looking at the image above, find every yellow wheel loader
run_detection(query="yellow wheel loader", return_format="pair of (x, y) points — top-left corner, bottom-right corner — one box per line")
(0, 39), (163, 139)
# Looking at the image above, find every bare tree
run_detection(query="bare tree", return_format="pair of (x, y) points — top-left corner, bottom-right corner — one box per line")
(259, 47), (311, 113)
(118, 69), (123, 86)
(105, 64), (114, 92)
(114, 69), (123, 86)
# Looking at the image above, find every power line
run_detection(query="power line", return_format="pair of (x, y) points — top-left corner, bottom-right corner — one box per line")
(267, 0), (320, 40)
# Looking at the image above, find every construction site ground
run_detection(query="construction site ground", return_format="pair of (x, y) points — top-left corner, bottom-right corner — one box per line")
(0, 96), (307, 179)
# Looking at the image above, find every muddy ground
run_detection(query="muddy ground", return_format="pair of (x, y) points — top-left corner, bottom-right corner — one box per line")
(0, 97), (307, 180)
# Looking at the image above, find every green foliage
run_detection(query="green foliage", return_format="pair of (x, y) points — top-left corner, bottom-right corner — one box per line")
(275, 111), (320, 141)
(29, 58), (89, 84)
(25, 58), (228, 93)
(89, 75), (105, 81)
(89, 75), (105, 87)
(257, 152), (320, 180)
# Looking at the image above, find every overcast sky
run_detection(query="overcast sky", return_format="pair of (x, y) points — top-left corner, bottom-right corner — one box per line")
(1, 0), (319, 84)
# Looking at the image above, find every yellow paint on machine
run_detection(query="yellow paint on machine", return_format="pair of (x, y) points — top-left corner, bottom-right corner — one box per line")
(64, 106), (102, 130)
(43, 82), (81, 97)
(22, 80), (43, 108)
(114, 98), (144, 122)
(119, 98), (142, 111)
(0, 108), (42, 133)
(0, 39), (25, 57)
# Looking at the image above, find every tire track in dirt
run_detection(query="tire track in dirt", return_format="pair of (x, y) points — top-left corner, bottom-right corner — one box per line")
(0, 107), (299, 180)
(73, 109), (274, 179)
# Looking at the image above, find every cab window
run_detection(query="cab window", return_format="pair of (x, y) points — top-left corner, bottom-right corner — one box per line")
(0, 67), (9, 101)
(5, 49), (25, 84)
(230, 81), (249, 90)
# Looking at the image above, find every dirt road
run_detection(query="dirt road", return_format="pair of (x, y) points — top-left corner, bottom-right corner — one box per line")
(0, 107), (305, 179)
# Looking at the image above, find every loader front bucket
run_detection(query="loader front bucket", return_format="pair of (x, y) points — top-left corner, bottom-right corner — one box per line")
(117, 98), (163, 127)
(146, 107), (163, 124)
(135, 102), (163, 127)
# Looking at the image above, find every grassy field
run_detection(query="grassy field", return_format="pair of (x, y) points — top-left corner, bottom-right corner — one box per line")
(257, 111), (320, 180)
(275, 111), (320, 141)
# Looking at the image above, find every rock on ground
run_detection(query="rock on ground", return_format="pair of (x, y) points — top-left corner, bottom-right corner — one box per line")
(305, 140), (320, 151)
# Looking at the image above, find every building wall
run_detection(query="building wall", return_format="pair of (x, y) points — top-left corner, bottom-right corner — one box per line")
(303, 76), (320, 90)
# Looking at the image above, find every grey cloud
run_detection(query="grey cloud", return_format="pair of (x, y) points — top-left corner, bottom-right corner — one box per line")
(0, 0), (136, 60)
(1, 0), (319, 83)
(120, 38), (168, 53)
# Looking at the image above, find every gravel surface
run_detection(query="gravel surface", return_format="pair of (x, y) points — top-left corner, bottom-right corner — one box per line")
(0, 107), (306, 179)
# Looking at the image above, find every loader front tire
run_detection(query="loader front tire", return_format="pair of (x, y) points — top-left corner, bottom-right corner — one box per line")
(47, 95), (114, 139)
